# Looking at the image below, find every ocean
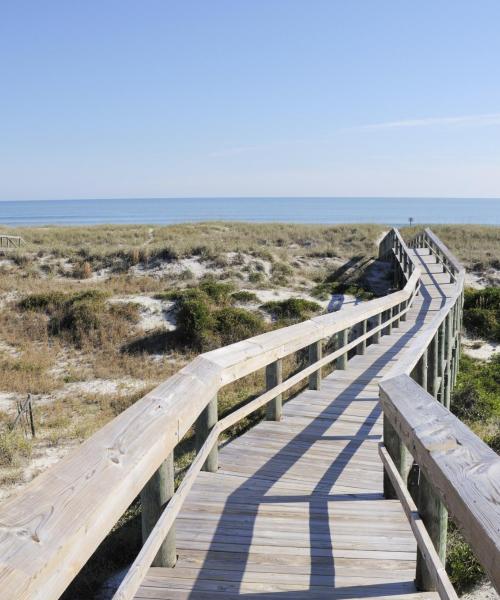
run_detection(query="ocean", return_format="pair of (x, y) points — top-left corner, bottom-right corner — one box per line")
(0, 197), (499, 227)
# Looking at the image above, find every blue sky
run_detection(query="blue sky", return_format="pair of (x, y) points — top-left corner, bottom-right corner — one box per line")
(1, 1), (500, 200)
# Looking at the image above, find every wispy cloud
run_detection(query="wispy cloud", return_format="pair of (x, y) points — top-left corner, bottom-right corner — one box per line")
(355, 112), (500, 131)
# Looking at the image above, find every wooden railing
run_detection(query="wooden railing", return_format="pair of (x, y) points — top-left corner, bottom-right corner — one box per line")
(379, 231), (500, 596)
(0, 228), (497, 600)
(0, 235), (23, 249)
(0, 228), (420, 600)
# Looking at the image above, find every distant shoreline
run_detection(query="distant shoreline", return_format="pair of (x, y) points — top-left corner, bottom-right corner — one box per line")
(1, 197), (500, 227)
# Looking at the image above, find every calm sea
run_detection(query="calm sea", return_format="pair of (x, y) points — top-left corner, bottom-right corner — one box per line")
(0, 197), (499, 227)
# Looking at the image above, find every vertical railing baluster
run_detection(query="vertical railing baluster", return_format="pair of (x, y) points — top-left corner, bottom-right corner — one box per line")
(266, 359), (283, 420)
(357, 320), (367, 355)
(415, 473), (448, 591)
(308, 341), (322, 390)
(336, 329), (348, 370)
(373, 313), (382, 344)
(195, 394), (218, 472)
(140, 452), (176, 567)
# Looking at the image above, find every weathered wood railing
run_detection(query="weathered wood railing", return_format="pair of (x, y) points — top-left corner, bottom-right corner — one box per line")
(0, 228), (498, 600)
(0, 235), (23, 248)
(0, 228), (420, 600)
(380, 231), (500, 597)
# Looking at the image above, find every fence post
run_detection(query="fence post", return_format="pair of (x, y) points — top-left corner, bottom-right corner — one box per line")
(266, 359), (283, 420)
(400, 300), (407, 322)
(415, 473), (448, 591)
(357, 320), (367, 355)
(195, 394), (218, 472)
(308, 340), (322, 390)
(428, 333), (439, 398)
(336, 329), (348, 370)
(140, 452), (176, 567)
(437, 322), (445, 403)
(444, 310), (453, 409)
(373, 313), (382, 344)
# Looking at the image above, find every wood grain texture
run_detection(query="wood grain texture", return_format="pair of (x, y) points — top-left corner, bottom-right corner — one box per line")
(380, 375), (500, 593)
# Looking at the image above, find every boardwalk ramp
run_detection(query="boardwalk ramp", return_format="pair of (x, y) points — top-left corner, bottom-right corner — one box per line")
(0, 229), (498, 600)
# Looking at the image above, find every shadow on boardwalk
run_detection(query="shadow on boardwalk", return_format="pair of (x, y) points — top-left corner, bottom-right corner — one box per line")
(186, 284), (433, 599)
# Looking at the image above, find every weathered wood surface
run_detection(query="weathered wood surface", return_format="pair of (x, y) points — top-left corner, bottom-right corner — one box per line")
(379, 445), (457, 600)
(0, 234), (23, 248)
(0, 259), (421, 599)
(131, 253), (451, 600)
(379, 375), (500, 593)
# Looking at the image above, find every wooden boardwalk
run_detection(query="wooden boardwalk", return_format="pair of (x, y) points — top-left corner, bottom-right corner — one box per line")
(134, 249), (453, 600)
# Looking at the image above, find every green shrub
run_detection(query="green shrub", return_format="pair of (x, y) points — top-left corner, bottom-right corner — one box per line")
(248, 272), (265, 284)
(18, 291), (67, 312)
(175, 298), (214, 348)
(311, 280), (374, 301)
(260, 298), (322, 322)
(452, 354), (500, 422)
(231, 291), (258, 303)
(463, 287), (500, 342)
(18, 290), (137, 348)
(199, 281), (234, 304)
(213, 307), (265, 345)
(447, 524), (484, 593)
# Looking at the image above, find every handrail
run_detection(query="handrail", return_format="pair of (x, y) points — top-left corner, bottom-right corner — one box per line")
(379, 376), (500, 594)
(379, 231), (500, 596)
(0, 230), (421, 600)
(0, 234), (23, 248)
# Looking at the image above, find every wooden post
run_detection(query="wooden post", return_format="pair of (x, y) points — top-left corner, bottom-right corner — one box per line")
(336, 329), (348, 370)
(437, 322), (445, 404)
(266, 359), (283, 420)
(428, 333), (439, 399)
(386, 308), (393, 335)
(415, 472), (448, 591)
(383, 416), (411, 498)
(393, 304), (400, 328)
(141, 452), (176, 567)
(357, 320), (367, 355)
(195, 394), (218, 472)
(308, 341), (322, 390)
(400, 300), (407, 322)
(419, 349), (428, 391)
(373, 312), (382, 343)
(444, 310), (453, 409)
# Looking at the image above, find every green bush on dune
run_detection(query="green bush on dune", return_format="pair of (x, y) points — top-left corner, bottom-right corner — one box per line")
(170, 281), (266, 350)
(18, 290), (139, 348)
(446, 352), (500, 590)
(463, 287), (500, 342)
(260, 298), (322, 321)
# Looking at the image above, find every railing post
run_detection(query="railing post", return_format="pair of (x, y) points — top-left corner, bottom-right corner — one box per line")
(195, 394), (218, 472)
(400, 300), (407, 322)
(266, 359), (283, 420)
(373, 313), (382, 343)
(444, 310), (453, 409)
(437, 322), (445, 403)
(383, 417), (412, 498)
(415, 473), (448, 591)
(419, 348), (428, 391)
(140, 452), (176, 567)
(308, 341), (322, 391)
(357, 320), (367, 355)
(393, 304), (400, 328)
(428, 333), (439, 398)
(336, 329), (348, 369)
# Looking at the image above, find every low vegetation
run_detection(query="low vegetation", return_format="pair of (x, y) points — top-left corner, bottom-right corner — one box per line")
(446, 353), (500, 591)
(260, 298), (322, 322)
(17, 289), (140, 349)
(462, 287), (500, 342)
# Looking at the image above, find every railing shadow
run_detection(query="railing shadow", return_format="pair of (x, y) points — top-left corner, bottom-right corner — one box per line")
(183, 282), (433, 598)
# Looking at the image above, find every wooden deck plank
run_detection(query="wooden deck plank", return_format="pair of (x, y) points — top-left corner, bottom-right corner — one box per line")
(134, 250), (455, 600)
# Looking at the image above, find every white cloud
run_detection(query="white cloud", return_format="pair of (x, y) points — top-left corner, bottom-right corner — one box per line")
(355, 112), (500, 131)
